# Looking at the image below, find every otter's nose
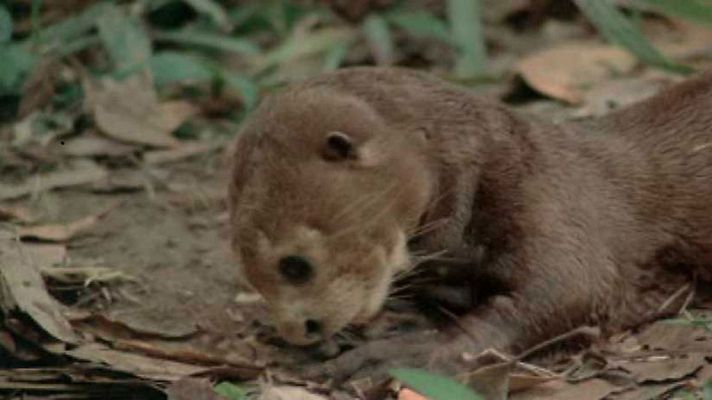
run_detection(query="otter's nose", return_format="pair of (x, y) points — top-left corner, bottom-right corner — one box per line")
(304, 318), (323, 340)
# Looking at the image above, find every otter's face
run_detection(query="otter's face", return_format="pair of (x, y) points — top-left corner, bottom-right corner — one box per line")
(228, 90), (433, 345)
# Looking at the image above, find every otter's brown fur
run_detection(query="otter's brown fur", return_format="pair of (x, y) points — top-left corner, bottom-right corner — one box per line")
(228, 67), (712, 376)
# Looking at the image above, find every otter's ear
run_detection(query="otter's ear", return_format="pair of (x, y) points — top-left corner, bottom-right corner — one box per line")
(323, 131), (357, 161)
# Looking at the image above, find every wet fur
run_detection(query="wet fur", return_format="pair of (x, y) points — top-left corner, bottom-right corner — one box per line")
(229, 67), (712, 358)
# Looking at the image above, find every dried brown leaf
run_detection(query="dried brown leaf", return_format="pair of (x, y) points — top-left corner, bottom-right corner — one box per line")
(617, 353), (707, 383)
(517, 42), (637, 104)
(0, 162), (108, 201)
(68, 343), (212, 381)
(464, 361), (512, 400)
(18, 58), (60, 118)
(636, 319), (712, 352)
(84, 73), (188, 148)
(575, 77), (670, 118)
(143, 141), (223, 165)
(609, 381), (688, 400)
(509, 378), (619, 400)
(398, 388), (428, 400)
(18, 203), (117, 242)
(258, 386), (328, 400)
(0, 239), (77, 344)
(0, 204), (35, 223)
(59, 134), (138, 157)
(167, 378), (228, 400)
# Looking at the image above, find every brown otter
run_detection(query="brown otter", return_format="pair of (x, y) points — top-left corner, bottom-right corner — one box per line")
(227, 67), (712, 381)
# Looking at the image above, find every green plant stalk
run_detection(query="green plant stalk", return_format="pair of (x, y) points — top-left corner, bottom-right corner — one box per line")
(152, 30), (259, 56)
(637, 0), (712, 28)
(447, 0), (487, 79)
(573, 0), (692, 74)
(362, 14), (395, 65)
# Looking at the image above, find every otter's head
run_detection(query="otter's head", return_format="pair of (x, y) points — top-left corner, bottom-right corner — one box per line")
(228, 87), (434, 345)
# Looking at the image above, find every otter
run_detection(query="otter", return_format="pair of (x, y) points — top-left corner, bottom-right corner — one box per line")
(227, 67), (712, 381)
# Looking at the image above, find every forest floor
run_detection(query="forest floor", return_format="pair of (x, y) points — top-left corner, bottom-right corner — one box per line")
(1, 1), (712, 399)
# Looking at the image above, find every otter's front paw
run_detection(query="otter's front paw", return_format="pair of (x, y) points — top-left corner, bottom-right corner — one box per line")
(303, 330), (472, 385)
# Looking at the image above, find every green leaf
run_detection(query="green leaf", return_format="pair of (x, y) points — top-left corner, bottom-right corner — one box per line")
(0, 5), (12, 43)
(323, 42), (350, 71)
(705, 380), (712, 400)
(213, 382), (247, 400)
(149, 51), (215, 86)
(390, 368), (483, 400)
(222, 72), (259, 110)
(182, 0), (232, 30)
(257, 27), (356, 72)
(149, 51), (258, 107)
(447, 0), (487, 79)
(362, 14), (395, 65)
(386, 9), (453, 43)
(0, 44), (37, 93)
(152, 29), (260, 56)
(637, 0), (712, 28)
(97, 4), (152, 74)
(573, 0), (692, 74)
(29, 2), (108, 51)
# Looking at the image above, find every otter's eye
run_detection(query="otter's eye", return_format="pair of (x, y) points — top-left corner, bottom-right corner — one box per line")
(278, 255), (313, 284)
(323, 131), (355, 161)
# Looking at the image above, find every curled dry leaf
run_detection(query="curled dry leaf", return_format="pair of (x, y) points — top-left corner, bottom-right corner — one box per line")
(258, 386), (328, 400)
(143, 141), (224, 165)
(574, 77), (670, 118)
(0, 239), (77, 345)
(517, 42), (637, 104)
(18, 202), (119, 242)
(617, 353), (707, 383)
(464, 362), (512, 400)
(398, 388), (429, 400)
(68, 342), (212, 381)
(167, 377), (228, 400)
(59, 133), (138, 157)
(0, 161), (108, 201)
(84, 73), (196, 148)
(508, 378), (619, 400)
(0, 204), (35, 223)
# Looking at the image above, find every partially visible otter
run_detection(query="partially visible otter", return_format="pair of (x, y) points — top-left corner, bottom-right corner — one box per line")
(228, 67), (712, 380)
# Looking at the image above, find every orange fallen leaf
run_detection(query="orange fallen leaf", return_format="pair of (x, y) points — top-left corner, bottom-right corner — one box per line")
(18, 203), (119, 242)
(399, 388), (428, 400)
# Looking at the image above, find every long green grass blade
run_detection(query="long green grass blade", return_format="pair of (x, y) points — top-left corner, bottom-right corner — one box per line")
(704, 380), (712, 400)
(150, 51), (215, 86)
(213, 382), (247, 400)
(28, 2), (108, 51)
(152, 30), (259, 56)
(256, 27), (355, 72)
(447, 0), (487, 79)
(322, 42), (350, 71)
(573, 0), (692, 74)
(390, 368), (483, 400)
(221, 72), (259, 110)
(362, 14), (395, 65)
(97, 4), (152, 74)
(0, 5), (12, 43)
(637, 0), (712, 28)
(386, 9), (453, 43)
(0, 45), (36, 93)
(182, 0), (232, 30)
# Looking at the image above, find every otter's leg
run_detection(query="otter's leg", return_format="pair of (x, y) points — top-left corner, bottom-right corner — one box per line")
(308, 236), (629, 383)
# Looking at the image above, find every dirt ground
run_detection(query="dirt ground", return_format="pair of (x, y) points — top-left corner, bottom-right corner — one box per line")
(2, 1), (712, 399)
